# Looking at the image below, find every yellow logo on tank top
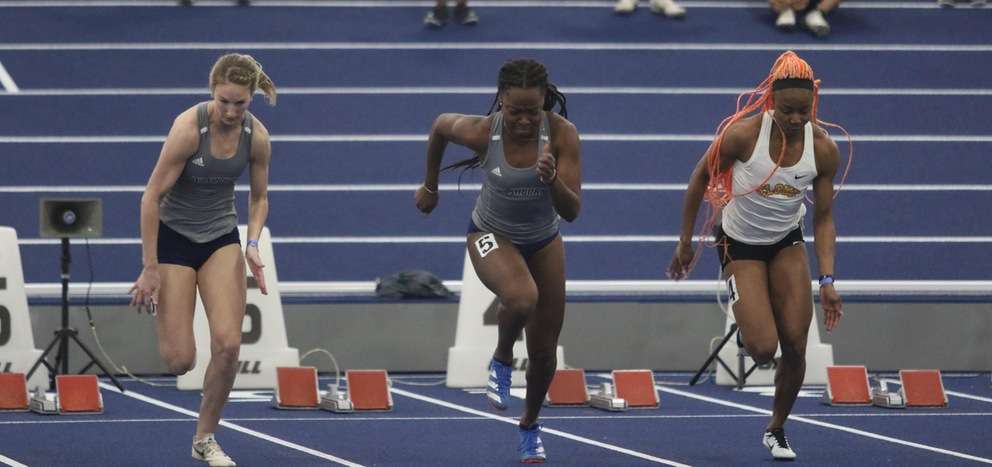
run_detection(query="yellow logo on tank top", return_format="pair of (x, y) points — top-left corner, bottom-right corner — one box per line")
(757, 183), (801, 198)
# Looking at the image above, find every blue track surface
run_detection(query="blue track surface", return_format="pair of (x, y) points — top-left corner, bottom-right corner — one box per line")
(3, 94), (991, 135)
(1, 141), (989, 185)
(0, 2), (989, 289)
(0, 6), (988, 44)
(3, 50), (990, 89)
(0, 3), (989, 466)
(1, 373), (990, 466)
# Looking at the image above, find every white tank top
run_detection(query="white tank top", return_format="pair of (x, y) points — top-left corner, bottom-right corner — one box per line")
(721, 111), (818, 245)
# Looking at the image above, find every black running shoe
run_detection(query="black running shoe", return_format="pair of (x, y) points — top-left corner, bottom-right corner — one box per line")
(424, 5), (448, 28)
(454, 4), (479, 25)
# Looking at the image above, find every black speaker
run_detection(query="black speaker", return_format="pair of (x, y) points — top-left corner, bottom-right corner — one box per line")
(38, 198), (103, 238)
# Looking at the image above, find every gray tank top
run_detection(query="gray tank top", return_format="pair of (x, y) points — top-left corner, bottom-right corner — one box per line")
(160, 102), (253, 243)
(471, 111), (560, 244)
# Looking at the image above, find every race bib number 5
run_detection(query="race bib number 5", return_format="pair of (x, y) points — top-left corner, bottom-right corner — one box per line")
(475, 233), (499, 258)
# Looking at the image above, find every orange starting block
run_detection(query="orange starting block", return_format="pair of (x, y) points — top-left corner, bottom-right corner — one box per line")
(55, 375), (103, 414)
(272, 367), (393, 412)
(273, 367), (320, 409)
(900, 370), (948, 407)
(545, 369), (590, 406)
(612, 370), (659, 408)
(0, 373), (29, 412)
(346, 370), (393, 411)
(824, 365), (872, 406)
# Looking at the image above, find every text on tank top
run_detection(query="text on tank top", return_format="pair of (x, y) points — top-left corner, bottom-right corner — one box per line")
(159, 102), (254, 243)
(471, 111), (561, 244)
(721, 111), (818, 245)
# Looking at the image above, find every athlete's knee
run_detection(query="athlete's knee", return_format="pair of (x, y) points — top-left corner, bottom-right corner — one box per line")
(747, 341), (779, 365)
(779, 338), (807, 362)
(160, 348), (196, 375)
(210, 334), (242, 363)
(501, 289), (539, 318)
(525, 350), (557, 378)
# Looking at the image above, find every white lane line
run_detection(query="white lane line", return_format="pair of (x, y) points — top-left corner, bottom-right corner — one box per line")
(0, 1), (953, 9)
(16, 235), (992, 246)
(1, 42), (989, 52)
(880, 379), (992, 404)
(3, 183), (992, 193)
(655, 384), (992, 464)
(389, 387), (690, 466)
(0, 61), (19, 93)
(0, 454), (28, 467)
(0, 418), (194, 425)
(98, 383), (364, 466)
(23, 279), (992, 298)
(2, 134), (991, 143)
(3, 411), (988, 426)
(5, 86), (992, 96)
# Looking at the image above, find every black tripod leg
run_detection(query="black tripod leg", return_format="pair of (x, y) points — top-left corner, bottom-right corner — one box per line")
(67, 333), (125, 392)
(26, 333), (62, 380)
(689, 323), (739, 386)
(715, 356), (740, 386)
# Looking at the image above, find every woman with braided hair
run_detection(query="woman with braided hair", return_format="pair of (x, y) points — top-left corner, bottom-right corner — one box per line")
(415, 58), (581, 464)
(130, 53), (276, 467)
(668, 51), (849, 461)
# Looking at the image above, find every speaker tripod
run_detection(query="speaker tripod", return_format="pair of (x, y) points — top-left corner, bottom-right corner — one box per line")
(688, 322), (762, 390)
(26, 238), (124, 392)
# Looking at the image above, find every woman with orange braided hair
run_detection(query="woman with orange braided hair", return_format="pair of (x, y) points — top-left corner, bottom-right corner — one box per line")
(668, 51), (847, 461)
(130, 53), (276, 467)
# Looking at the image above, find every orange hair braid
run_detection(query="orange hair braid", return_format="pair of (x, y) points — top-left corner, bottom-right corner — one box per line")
(684, 51), (853, 274)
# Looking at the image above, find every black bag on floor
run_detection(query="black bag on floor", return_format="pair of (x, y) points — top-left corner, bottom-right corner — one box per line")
(374, 270), (452, 299)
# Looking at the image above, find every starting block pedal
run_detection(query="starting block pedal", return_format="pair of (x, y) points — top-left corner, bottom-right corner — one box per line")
(29, 387), (58, 415)
(320, 385), (354, 413)
(871, 379), (905, 409)
(612, 370), (658, 409)
(900, 370), (948, 407)
(0, 373), (30, 412)
(344, 370), (392, 411)
(545, 369), (590, 406)
(823, 365), (872, 406)
(273, 367), (321, 409)
(53, 375), (103, 414)
(589, 382), (628, 412)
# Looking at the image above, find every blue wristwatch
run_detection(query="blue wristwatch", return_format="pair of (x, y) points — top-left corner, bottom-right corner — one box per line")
(818, 274), (835, 287)
(246, 239), (259, 249)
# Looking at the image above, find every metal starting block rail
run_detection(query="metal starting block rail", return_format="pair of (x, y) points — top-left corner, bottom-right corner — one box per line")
(28, 374), (103, 415)
(544, 369), (663, 412)
(272, 367), (392, 412)
(823, 366), (948, 409)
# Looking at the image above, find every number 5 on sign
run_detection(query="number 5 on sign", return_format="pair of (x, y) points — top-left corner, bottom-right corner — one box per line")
(475, 233), (498, 258)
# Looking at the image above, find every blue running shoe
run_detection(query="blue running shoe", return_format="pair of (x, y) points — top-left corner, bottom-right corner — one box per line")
(487, 358), (512, 410)
(518, 424), (547, 463)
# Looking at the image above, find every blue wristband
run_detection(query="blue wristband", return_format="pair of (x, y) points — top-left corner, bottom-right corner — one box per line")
(818, 274), (835, 287)
(246, 239), (259, 249)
